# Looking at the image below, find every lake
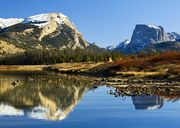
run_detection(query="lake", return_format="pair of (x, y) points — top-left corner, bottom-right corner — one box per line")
(0, 72), (180, 128)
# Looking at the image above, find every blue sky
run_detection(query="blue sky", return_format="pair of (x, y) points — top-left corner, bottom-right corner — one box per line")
(0, 0), (180, 47)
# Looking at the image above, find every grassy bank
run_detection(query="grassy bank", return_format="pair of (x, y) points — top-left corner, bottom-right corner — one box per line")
(0, 62), (104, 72)
(0, 65), (46, 72)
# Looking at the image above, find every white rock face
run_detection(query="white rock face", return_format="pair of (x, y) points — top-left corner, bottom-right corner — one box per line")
(0, 18), (24, 28)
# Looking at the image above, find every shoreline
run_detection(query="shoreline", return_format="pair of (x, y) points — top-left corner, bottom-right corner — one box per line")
(0, 63), (179, 86)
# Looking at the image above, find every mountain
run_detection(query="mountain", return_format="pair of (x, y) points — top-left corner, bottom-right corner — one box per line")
(106, 39), (130, 52)
(0, 13), (102, 56)
(108, 24), (180, 54)
(114, 39), (130, 52)
(124, 24), (166, 54)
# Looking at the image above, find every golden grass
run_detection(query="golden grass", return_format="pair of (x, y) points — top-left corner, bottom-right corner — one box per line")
(0, 62), (105, 72)
(53, 62), (104, 71)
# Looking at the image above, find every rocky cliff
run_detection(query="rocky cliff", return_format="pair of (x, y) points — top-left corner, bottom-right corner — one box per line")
(124, 24), (166, 54)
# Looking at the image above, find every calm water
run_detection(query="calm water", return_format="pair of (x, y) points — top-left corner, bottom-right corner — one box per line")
(0, 73), (180, 128)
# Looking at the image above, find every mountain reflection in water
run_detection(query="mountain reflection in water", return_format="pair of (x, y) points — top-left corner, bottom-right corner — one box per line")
(0, 73), (180, 122)
(0, 73), (90, 121)
(132, 95), (164, 110)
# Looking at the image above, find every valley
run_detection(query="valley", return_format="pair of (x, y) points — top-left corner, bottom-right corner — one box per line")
(0, 13), (179, 100)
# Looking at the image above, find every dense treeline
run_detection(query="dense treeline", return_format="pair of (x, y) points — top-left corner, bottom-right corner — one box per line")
(0, 48), (122, 65)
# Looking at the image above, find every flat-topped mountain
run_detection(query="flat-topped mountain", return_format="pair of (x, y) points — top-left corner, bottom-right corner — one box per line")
(109, 24), (180, 54)
(125, 24), (166, 53)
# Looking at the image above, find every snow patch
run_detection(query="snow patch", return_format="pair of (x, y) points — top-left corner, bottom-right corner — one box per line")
(147, 24), (161, 29)
(22, 13), (68, 28)
(0, 18), (24, 28)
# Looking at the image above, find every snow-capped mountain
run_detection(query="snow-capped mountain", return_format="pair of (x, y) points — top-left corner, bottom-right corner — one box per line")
(22, 13), (77, 31)
(107, 39), (130, 51)
(0, 13), (100, 55)
(0, 18), (23, 28)
(114, 39), (130, 51)
(21, 13), (87, 48)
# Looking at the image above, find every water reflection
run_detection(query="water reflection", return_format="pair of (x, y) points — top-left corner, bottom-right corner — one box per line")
(132, 95), (164, 110)
(108, 86), (180, 111)
(0, 73), (180, 122)
(0, 73), (91, 121)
